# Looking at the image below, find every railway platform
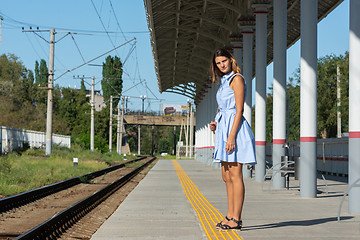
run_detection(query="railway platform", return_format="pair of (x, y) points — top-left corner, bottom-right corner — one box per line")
(91, 159), (359, 240)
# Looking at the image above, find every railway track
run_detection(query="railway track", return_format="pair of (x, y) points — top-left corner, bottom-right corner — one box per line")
(0, 156), (156, 240)
(0, 156), (147, 213)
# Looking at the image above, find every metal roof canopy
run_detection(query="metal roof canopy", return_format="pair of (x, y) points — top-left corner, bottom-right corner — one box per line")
(143, 0), (344, 103)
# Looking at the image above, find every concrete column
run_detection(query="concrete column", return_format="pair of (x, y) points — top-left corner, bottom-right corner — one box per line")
(138, 125), (141, 155)
(238, 26), (254, 178)
(272, 0), (287, 188)
(116, 104), (120, 154)
(190, 101), (194, 158)
(230, 35), (243, 70)
(348, 0), (360, 213)
(300, 0), (318, 198)
(206, 88), (211, 164)
(241, 27), (254, 127)
(211, 84), (216, 149)
(109, 96), (113, 152)
(90, 76), (95, 152)
(45, 29), (55, 155)
(253, 4), (270, 182)
(336, 65), (341, 138)
(119, 97), (125, 155)
(231, 35), (245, 167)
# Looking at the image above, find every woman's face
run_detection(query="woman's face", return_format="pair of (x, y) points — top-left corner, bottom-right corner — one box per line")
(215, 56), (232, 74)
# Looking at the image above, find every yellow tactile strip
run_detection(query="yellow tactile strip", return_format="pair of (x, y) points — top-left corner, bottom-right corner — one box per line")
(172, 160), (242, 240)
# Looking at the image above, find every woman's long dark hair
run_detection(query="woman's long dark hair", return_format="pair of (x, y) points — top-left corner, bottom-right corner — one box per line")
(210, 48), (241, 83)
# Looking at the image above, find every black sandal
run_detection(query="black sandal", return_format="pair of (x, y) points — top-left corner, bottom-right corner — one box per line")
(216, 216), (230, 229)
(219, 218), (242, 231)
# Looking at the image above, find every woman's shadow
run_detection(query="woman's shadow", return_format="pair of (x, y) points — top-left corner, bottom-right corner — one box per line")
(242, 216), (354, 231)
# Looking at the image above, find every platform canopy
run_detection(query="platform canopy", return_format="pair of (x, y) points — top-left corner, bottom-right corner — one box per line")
(143, 0), (343, 103)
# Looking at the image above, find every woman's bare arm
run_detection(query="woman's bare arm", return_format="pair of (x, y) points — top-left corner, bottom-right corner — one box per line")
(226, 75), (245, 153)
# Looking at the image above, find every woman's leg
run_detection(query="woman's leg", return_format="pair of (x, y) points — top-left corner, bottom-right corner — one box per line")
(221, 162), (233, 224)
(227, 163), (244, 226)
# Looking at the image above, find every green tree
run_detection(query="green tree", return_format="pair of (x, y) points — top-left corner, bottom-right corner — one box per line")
(0, 54), (39, 129)
(317, 55), (339, 138)
(338, 52), (349, 133)
(34, 59), (48, 86)
(0, 54), (25, 82)
(287, 52), (349, 140)
(101, 56), (123, 106)
(159, 139), (170, 153)
(266, 92), (273, 143)
(80, 78), (87, 96)
(94, 106), (110, 152)
(287, 77), (300, 141)
(57, 87), (89, 134)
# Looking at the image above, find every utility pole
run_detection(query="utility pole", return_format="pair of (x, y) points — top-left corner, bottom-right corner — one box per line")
(45, 28), (55, 155)
(0, 16), (3, 44)
(185, 99), (190, 157)
(109, 95), (113, 152)
(119, 96), (125, 155)
(138, 125), (141, 155)
(125, 96), (130, 113)
(178, 119), (184, 157)
(117, 103), (120, 154)
(90, 76), (95, 151)
(151, 125), (154, 156)
(23, 28), (71, 155)
(138, 95), (145, 155)
(173, 126), (176, 155)
(140, 95), (147, 113)
(189, 101), (194, 158)
(337, 64), (341, 138)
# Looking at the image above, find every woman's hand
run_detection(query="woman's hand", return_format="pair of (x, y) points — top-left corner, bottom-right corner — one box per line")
(226, 135), (236, 153)
(210, 122), (217, 131)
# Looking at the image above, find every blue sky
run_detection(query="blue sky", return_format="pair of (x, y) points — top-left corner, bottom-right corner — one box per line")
(0, 0), (349, 111)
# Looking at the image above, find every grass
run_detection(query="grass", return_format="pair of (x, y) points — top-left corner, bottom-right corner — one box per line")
(126, 162), (143, 168)
(156, 154), (176, 159)
(154, 154), (194, 160)
(0, 145), (137, 197)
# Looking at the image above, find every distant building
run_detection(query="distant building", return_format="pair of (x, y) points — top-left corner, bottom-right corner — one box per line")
(160, 103), (189, 116)
(84, 90), (106, 112)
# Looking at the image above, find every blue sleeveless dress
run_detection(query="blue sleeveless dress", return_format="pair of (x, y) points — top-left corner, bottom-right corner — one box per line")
(213, 71), (257, 164)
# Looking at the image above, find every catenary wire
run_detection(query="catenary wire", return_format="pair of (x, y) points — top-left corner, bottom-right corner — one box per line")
(90, 0), (120, 57)
(54, 38), (135, 81)
(0, 11), (148, 35)
(108, 0), (128, 41)
(70, 33), (86, 63)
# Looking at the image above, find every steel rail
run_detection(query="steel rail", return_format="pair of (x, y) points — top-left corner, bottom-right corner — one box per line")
(15, 156), (156, 240)
(0, 156), (147, 213)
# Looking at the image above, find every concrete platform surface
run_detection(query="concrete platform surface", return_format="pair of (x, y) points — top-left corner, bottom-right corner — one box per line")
(91, 159), (360, 240)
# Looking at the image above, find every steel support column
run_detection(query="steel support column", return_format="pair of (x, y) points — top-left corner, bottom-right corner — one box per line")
(348, 0), (360, 213)
(253, 5), (269, 182)
(300, 0), (318, 198)
(272, 0), (287, 188)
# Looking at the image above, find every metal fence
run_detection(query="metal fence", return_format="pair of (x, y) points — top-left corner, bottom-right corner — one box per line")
(0, 126), (71, 154)
(265, 138), (349, 176)
(176, 145), (195, 159)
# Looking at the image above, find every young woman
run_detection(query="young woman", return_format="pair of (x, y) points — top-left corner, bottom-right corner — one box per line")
(209, 48), (256, 231)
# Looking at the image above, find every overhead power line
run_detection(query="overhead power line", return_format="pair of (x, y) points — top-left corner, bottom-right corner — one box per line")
(90, 0), (119, 56)
(70, 33), (86, 63)
(54, 38), (136, 81)
(0, 11), (148, 35)
(108, 0), (128, 41)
